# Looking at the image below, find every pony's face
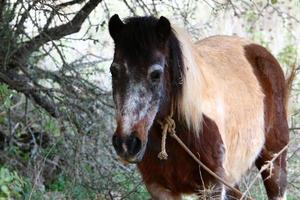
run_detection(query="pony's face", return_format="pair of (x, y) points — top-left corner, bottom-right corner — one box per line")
(109, 15), (171, 163)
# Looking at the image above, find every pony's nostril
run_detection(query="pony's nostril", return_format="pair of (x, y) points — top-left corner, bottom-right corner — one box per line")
(112, 133), (142, 158)
(112, 134), (124, 155)
(126, 134), (142, 156)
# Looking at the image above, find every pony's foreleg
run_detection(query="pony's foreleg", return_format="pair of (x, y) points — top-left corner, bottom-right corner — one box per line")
(145, 183), (182, 200)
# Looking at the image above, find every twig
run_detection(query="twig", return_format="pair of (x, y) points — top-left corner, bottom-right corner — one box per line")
(240, 144), (289, 200)
(28, 142), (58, 200)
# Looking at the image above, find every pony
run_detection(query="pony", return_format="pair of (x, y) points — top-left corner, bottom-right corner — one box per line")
(108, 14), (290, 200)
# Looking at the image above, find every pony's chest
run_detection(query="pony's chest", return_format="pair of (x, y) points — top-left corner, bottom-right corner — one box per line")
(138, 150), (203, 194)
(137, 116), (225, 194)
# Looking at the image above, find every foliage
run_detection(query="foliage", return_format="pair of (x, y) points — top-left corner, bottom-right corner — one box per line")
(0, 167), (25, 199)
(0, 83), (14, 110)
(278, 44), (298, 68)
(47, 174), (98, 199)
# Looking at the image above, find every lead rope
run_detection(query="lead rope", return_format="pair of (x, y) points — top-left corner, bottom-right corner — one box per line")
(157, 99), (252, 200)
(157, 100), (175, 160)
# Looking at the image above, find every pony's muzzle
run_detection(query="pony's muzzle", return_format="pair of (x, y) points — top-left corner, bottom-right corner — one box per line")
(112, 132), (144, 163)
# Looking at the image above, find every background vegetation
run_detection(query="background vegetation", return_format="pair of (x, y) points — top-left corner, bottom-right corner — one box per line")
(0, 0), (299, 199)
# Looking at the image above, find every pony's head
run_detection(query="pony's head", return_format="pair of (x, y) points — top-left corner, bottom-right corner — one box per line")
(108, 15), (184, 163)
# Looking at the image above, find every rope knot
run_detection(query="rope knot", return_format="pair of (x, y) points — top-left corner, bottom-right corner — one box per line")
(157, 115), (176, 160)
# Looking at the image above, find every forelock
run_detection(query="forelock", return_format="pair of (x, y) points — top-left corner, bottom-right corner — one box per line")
(116, 16), (161, 62)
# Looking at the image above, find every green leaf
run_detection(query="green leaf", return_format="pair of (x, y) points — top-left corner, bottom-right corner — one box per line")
(0, 116), (5, 124)
(1, 185), (9, 196)
(0, 84), (10, 99)
(44, 118), (60, 136)
(271, 0), (277, 4)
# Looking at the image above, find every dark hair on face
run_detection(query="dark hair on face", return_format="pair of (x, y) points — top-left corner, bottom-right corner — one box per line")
(109, 15), (185, 97)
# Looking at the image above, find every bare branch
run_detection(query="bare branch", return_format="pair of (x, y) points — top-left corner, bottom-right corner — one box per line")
(57, 0), (86, 8)
(123, 0), (136, 15)
(13, 0), (103, 65)
(15, 1), (38, 35)
(0, 70), (60, 118)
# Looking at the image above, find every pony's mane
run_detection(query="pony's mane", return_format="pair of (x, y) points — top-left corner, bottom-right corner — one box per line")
(172, 27), (204, 134)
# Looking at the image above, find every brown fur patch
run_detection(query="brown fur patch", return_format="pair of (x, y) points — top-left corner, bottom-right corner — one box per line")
(244, 44), (289, 199)
(138, 115), (225, 196)
(132, 118), (148, 142)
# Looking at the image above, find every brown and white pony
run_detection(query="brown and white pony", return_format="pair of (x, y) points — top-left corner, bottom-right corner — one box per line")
(108, 14), (290, 200)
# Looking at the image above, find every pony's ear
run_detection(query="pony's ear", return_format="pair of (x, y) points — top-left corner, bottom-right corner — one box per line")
(156, 16), (171, 42)
(109, 14), (124, 41)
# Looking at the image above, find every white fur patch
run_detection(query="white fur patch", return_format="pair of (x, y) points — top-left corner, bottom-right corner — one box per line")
(174, 27), (204, 134)
(121, 83), (149, 133)
(148, 64), (163, 74)
(221, 186), (226, 200)
(124, 61), (129, 74)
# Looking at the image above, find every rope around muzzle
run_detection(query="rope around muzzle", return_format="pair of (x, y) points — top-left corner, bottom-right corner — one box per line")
(157, 99), (252, 200)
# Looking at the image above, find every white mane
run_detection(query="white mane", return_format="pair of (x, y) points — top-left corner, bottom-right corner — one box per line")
(174, 27), (205, 134)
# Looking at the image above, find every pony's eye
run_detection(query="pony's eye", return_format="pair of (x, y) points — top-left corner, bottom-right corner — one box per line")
(150, 69), (162, 82)
(110, 63), (119, 78)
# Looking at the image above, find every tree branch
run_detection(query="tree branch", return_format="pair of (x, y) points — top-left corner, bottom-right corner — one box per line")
(123, 0), (136, 15)
(0, 70), (60, 118)
(13, 0), (102, 65)
(15, 1), (38, 35)
(57, 0), (86, 8)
